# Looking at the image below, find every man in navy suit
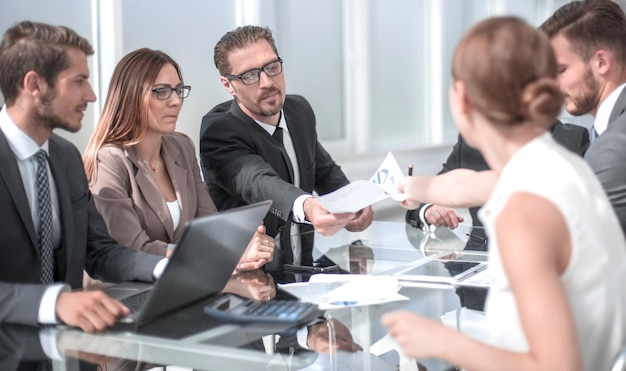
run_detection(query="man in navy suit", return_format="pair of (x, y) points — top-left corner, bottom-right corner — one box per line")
(0, 21), (164, 332)
(200, 25), (373, 266)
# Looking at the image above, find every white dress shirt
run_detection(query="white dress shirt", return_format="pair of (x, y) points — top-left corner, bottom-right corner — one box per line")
(0, 106), (167, 324)
(0, 106), (67, 324)
(593, 82), (626, 138)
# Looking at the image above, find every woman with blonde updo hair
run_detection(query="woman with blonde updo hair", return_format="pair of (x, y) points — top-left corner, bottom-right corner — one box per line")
(383, 17), (626, 370)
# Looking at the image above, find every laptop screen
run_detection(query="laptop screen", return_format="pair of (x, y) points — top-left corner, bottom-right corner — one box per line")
(137, 200), (271, 323)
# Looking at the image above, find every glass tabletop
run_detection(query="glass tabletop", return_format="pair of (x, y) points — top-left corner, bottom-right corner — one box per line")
(1, 221), (489, 371)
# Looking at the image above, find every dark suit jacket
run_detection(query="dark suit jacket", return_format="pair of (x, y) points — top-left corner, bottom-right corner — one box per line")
(585, 88), (626, 238)
(406, 121), (590, 235)
(0, 130), (162, 326)
(199, 95), (349, 264)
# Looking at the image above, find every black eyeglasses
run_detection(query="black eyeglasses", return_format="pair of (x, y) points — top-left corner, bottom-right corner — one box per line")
(225, 58), (283, 85)
(151, 85), (191, 100)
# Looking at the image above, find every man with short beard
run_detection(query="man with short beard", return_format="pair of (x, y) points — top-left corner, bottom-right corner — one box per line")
(540, 0), (626, 237)
(200, 26), (374, 269)
(0, 21), (165, 333)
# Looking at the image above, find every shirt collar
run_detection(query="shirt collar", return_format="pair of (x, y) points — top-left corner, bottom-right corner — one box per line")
(594, 82), (626, 135)
(0, 105), (49, 160)
(255, 110), (287, 135)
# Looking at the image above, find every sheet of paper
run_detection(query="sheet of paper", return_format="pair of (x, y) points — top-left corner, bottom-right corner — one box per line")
(280, 274), (408, 310)
(317, 180), (389, 213)
(317, 152), (406, 213)
(369, 152), (406, 201)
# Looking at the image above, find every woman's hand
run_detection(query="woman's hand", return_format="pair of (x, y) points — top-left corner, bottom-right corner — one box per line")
(236, 224), (274, 271)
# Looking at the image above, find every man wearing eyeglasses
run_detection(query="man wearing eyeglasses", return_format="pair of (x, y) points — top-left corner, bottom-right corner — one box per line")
(199, 25), (373, 268)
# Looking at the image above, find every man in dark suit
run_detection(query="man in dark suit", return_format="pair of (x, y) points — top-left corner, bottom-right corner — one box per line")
(200, 25), (373, 266)
(0, 21), (164, 332)
(405, 122), (590, 249)
(540, 0), (626, 238)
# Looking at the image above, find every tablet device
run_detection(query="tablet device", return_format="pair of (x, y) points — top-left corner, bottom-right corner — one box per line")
(393, 259), (487, 284)
(438, 251), (489, 263)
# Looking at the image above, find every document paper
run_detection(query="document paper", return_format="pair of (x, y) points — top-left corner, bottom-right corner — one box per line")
(318, 152), (407, 213)
(279, 274), (408, 310)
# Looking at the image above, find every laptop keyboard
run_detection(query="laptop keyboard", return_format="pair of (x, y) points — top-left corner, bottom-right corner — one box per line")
(120, 290), (151, 314)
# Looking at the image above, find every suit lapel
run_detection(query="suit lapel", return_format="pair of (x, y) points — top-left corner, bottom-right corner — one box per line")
(126, 146), (175, 241)
(609, 87), (626, 124)
(48, 137), (73, 268)
(0, 130), (39, 250)
(229, 101), (295, 183)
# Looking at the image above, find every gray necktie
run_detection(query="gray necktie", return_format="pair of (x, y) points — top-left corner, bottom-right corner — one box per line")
(35, 150), (54, 284)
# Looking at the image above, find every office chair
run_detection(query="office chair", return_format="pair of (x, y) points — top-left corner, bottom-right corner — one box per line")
(611, 345), (626, 371)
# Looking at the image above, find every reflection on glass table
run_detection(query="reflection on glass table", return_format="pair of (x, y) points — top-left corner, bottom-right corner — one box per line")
(295, 221), (489, 277)
(4, 222), (487, 371)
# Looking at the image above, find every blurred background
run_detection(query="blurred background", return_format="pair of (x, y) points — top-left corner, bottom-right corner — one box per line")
(1, 0), (604, 221)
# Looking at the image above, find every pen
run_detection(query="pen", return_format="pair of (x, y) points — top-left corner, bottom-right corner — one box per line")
(465, 233), (488, 246)
(330, 301), (358, 306)
(408, 164), (413, 176)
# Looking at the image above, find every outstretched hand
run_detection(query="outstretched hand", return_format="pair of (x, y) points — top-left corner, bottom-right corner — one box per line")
(397, 177), (423, 210)
(303, 198), (354, 236)
(382, 310), (448, 359)
(346, 206), (374, 232)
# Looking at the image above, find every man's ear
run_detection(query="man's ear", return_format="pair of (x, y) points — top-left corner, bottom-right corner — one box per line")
(23, 71), (46, 98)
(593, 49), (613, 77)
(220, 76), (235, 95)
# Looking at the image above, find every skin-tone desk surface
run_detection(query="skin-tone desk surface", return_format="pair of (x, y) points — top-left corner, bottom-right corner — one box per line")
(2, 221), (488, 371)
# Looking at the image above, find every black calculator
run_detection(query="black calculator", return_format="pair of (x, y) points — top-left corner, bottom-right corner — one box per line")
(203, 293), (321, 324)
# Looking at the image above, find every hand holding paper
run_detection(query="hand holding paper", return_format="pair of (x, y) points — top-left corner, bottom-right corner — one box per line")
(318, 152), (407, 213)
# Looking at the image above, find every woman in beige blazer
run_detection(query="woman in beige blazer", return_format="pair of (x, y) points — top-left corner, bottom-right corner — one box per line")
(83, 48), (275, 278)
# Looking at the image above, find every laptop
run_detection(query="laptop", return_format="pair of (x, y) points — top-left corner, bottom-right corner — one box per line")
(102, 200), (272, 325)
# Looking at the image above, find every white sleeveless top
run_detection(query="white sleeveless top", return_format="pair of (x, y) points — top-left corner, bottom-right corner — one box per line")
(166, 200), (180, 231)
(478, 133), (626, 370)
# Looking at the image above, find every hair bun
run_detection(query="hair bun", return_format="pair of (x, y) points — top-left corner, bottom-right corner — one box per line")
(521, 78), (563, 125)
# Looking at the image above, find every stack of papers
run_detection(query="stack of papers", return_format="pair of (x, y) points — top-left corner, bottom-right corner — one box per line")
(278, 274), (408, 310)
(318, 152), (407, 213)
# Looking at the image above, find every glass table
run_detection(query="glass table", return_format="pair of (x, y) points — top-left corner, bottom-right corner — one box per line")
(0, 221), (489, 371)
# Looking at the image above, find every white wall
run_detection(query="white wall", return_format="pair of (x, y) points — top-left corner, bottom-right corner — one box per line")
(1, 0), (593, 222)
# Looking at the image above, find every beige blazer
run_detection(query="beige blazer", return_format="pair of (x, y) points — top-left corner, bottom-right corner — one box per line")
(90, 132), (217, 256)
